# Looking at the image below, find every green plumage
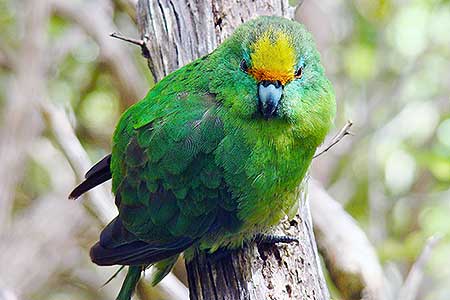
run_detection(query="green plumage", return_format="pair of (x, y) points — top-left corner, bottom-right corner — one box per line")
(87, 16), (335, 299)
(116, 266), (142, 300)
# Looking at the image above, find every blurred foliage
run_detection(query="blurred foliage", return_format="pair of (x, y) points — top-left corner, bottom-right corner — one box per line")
(300, 0), (450, 299)
(0, 0), (449, 300)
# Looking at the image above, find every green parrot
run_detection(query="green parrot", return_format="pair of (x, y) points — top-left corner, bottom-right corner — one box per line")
(70, 16), (335, 300)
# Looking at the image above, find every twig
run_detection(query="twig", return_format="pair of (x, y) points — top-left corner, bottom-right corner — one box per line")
(51, 0), (147, 106)
(313, 120), (353, 158)
(110, 32), (150, 59)
(397, 235), (442, 300)
(110, 32), (143, 46)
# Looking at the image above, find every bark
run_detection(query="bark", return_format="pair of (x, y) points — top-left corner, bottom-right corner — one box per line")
(137, 0), (294, 82)
(136, 1), (330, 299)
(185, 184), (329, 300)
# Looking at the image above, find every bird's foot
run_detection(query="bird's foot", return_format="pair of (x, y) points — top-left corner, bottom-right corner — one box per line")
(254, 234), (299, 245)
(204, 235), (298, 263)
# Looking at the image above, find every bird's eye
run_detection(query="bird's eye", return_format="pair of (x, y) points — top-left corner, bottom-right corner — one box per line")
(294, 66), (303, 79)
(240, 59), (249, 73)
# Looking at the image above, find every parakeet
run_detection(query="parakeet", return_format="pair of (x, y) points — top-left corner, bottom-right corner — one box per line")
(70, 16), (335, 300)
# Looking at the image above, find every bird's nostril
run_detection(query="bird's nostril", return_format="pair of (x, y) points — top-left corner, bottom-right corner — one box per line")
(261, 80), (270, 87)
(261, 80), (282, 88)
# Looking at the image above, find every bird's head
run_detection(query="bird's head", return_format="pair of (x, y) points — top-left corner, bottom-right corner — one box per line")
(210, 16), (335, 140)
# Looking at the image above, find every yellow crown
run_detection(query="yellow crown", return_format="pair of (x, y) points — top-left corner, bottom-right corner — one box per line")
(249, 30), (296, 85)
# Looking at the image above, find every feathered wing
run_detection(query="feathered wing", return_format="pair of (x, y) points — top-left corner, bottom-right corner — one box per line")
(81, 89), (234, 272)
(90, 217), (195, 266)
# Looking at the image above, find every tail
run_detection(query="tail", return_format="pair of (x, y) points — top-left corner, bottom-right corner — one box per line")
(69, 154), (112, 199)
(117, 265), (142, 300)
(150, 254), (180, 286)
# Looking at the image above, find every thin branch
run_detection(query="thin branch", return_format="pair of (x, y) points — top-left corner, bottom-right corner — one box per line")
(397, 235), (442, 300)
(110, 32), (150, 58)
(313, 120), (353, 158)
(40, 102), (117, 224)
(102, 266), (126, 287)
(110, 32), (143, 46)
(51, 0), (147, 107)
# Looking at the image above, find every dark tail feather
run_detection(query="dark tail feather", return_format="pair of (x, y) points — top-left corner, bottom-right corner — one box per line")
(85, 154), (111, 179)
(91, 217), (195, 266)
(151, 254), (180, 286)
(90, 237), (194, 266)
(116, 265), (142, 300)
(69, 154), (112, 200)
(69, 171), (111, 199)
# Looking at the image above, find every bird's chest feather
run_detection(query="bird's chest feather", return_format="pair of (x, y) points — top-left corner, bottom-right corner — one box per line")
(215, 120), (315, 231)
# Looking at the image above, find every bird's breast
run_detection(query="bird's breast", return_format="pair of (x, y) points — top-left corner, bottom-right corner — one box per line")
(216, 122), (314, 232)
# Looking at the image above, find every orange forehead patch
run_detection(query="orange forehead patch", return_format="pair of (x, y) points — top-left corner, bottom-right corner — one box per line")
(249, 30), (296, 85)
(248, 69), (294, 85)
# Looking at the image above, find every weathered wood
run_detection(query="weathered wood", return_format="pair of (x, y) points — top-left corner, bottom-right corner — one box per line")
(136, 1), (330, 299)
(185, 184), (329, 300)
(137, 0), (294, 82)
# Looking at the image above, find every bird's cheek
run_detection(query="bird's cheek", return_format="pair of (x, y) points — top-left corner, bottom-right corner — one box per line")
(276, 87), (300, 120)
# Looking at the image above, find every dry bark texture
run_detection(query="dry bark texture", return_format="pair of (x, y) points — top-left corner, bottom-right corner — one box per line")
(137, 1), (330, 299)
(185, 185), (329, 300)
(137, 0), (294, 82)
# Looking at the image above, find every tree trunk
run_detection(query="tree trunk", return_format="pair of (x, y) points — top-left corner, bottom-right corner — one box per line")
(136, 1), (330, 299)
(184, 183), (329, 300)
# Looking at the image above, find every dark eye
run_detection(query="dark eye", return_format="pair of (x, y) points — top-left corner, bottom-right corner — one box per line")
(295, 66), (303, 79)
(240, 59), (249, 73)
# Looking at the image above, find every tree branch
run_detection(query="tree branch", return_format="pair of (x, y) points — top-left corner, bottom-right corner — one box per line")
(309, 180), (385, 300)
(186, 179), (329, 300)
(40, 102), (117, 224)
(137, 1), (330, 299)
(136, 0), (295, 81)
(314, 120), (353, 159)
(109, 32), (150, 59)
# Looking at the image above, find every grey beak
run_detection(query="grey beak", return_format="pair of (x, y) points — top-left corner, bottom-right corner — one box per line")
(258, 80), (283, 119)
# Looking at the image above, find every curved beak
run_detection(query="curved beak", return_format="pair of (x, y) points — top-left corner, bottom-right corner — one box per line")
(257, 80), (283, 119)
